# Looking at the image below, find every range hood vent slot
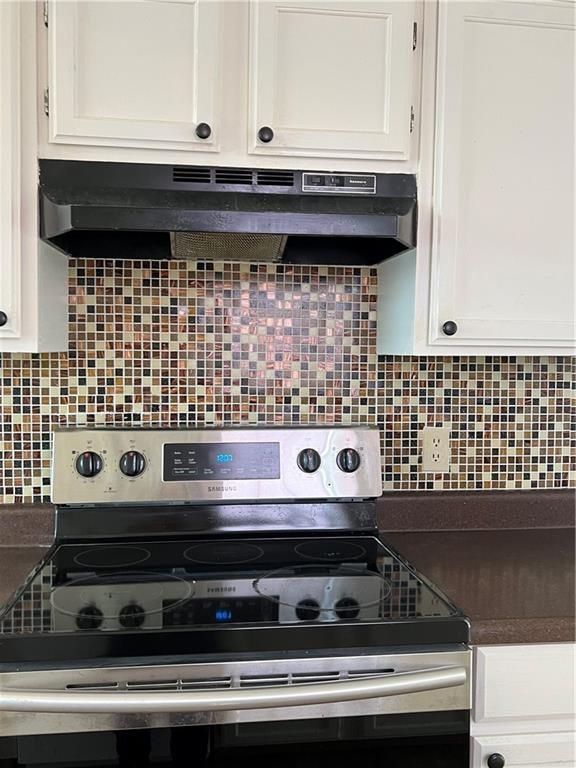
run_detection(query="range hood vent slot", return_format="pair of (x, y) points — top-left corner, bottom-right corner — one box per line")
(172, 166), (212, 184)
(257, 170), (295, 187)
(215, 168), (253, 186)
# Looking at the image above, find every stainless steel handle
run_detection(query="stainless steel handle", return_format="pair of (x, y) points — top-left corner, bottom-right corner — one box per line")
(0, 666), (467, 714)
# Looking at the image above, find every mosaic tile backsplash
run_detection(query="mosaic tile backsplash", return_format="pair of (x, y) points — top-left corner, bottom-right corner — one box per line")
(0, 260), (573, 503)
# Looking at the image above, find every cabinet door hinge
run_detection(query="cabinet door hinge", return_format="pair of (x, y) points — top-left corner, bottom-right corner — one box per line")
(43, 88), (49, 116)
(412, 21), (417, 50)
(410, 106), (415, 133)
(43, 1), (48, 27)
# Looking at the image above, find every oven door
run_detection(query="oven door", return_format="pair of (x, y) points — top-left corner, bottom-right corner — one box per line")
(0, 647), (470, 738)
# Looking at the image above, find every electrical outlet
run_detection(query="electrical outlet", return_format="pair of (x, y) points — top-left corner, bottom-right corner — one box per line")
(421, 426), (451, 472)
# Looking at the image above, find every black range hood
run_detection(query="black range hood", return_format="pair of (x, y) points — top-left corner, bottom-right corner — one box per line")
(39, 160), (417, 265)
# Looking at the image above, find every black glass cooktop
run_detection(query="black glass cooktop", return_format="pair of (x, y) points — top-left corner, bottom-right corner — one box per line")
(0, 536), (469, 664)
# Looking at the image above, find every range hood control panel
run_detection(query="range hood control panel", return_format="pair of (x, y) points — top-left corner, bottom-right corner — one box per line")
(302, 173), (376, 195)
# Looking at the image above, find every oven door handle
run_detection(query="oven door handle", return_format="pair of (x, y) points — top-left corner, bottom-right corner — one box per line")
(0, 666), (467, 714)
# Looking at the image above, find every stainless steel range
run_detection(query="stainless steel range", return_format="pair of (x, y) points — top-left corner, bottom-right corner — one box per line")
(0, 427), (471, 764)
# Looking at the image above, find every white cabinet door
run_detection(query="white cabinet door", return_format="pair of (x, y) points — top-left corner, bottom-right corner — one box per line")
(0, 1), (67, 352)
(429, 1), (575, 348)
(47, 0), (221, 151)
(248, 0), (415, 160)
(0, 0), (22, 339)
(472, 732), (576, 768)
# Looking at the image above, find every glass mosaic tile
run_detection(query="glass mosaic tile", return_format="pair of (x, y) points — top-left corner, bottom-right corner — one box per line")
(0, 259), (573, 502)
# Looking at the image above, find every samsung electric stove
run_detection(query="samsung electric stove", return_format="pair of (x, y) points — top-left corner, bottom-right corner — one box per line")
(0, 427), (471, 755)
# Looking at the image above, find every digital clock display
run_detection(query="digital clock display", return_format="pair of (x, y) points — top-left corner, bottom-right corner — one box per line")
(163, 442), (280, 482)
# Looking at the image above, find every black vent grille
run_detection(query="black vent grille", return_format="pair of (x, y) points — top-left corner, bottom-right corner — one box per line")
(172, 167), (211, 184)
(257, 170), (295, 187)
(171, 167), (296, 188)
(214, 168), (253, 185)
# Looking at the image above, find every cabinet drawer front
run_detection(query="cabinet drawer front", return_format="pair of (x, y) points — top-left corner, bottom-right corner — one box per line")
(472, 732), (576, 768)
(48, 0), (220, 150)
(474, 644), (576, 724)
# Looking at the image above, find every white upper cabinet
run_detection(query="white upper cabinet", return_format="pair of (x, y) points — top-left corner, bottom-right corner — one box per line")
(47, 0), (221, 151)
(40, 0), (419, 170)
(0, 1), (67, 352)
(379, 0), (575, 356)
(429, 0), (575, 349)
(248, 0), (416, 160)
(0, 0), (22, 341)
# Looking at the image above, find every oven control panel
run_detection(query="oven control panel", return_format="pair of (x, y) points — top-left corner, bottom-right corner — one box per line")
(51, 427), (382, 505)
(163, 441), (281, 482)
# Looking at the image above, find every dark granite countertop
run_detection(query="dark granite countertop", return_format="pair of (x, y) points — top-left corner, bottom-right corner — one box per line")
(0, 505), (54, 611)
(377, 489), (574, 531)
(382, 529), (575, 645)
(0, 546), (48, 609)
(0, 504), (54, 547)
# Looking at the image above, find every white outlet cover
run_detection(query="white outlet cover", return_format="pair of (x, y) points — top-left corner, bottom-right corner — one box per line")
(421, 426), (451, 472)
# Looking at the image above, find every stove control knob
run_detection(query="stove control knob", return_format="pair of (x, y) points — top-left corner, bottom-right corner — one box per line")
(75, 451), (103, 478)
(76, 605), (104, 631)
(297, 448), (321, 474)
(335, 597), (360, 620)
(119, 603), (146, 629)
(295, 599), (321, 621)
(120, 451), (146, 477)
(336, 448), (361, 473)
(487, 755), (505, 768)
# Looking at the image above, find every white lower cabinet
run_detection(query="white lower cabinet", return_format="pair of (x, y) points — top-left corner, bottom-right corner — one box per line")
(471, 644), (576, 768)
(472, 732), (576, 768)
